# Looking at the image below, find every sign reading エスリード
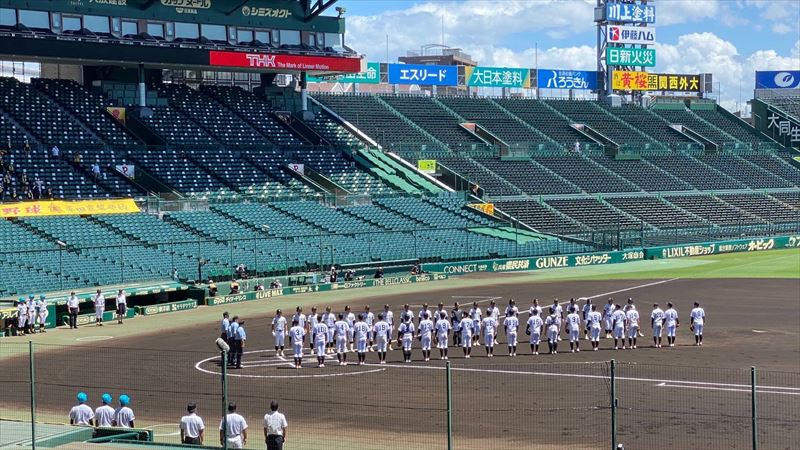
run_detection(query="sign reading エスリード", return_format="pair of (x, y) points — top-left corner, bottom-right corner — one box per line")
(387, 64), (458, 86)
(612, 71), (701, 92)
(208, 51), (362, 73)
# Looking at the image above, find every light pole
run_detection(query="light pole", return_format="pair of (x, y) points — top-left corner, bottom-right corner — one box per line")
(57, 240), (66, 291)
(260, 225), (270, 277)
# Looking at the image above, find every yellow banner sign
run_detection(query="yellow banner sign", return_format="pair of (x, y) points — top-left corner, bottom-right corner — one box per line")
(612, 71), (702, 92)
(469, 203), (495, 216)
(106, 107), (126, 125)
(417, 160), (437, 173)
(0, 199), (140, 218)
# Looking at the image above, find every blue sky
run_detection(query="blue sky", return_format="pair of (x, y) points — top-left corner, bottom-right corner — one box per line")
(338, 0), (800, 112)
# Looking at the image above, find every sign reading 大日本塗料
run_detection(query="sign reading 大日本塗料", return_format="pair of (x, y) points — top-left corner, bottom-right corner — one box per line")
(465, 66), (531, 88)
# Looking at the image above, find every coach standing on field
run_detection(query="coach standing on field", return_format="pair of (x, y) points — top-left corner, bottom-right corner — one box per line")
(263, 401), (288, 450)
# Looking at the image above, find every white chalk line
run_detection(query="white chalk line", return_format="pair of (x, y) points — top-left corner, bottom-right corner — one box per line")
(195, 350), (386, 379)
(655, 383), (800, 396)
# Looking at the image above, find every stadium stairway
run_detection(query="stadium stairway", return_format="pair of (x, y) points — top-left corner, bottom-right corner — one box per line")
(494, 98), (596, 147)
(652, 103), (743, 148)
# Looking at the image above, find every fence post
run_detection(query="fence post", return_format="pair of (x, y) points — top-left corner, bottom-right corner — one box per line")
(611, 359), (617, 450)
(751, 366), (757, 450)
(29, 341), (36, 450)
(446, 361), (452, 450)
(221, 350), (228, 450)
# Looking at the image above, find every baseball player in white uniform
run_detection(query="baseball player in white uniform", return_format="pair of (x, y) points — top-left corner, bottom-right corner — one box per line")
(272, 310), (288, 357)
(529, 299), (542, 318)
(587, 304), (603, 351)
(37, 295), (48, 333)
(435, 311), (451, 360)
(312, 316), (328, 368)
(93, 289), (105, 326)
(664, 302), (680, 347)
(544, 308), (560, 354)
(398, 316), (415, 363)
(468, 302), (482, 347)
(344, 305), (356, 352)
(69, 392), (93, 426)
(292, 307), (307, 348)
(482, 314), (497, 357)
(526, 309), (543, 355)
(16, 298), (28, 336)
(27, 295), (36, 333)
(625, 305), (640, 349)
(334, 313), (351, 365)
(363, 306), (375, 351)
(651, 303), (665, 348)
(307, 307), (319, 351)
(417, 313), (434, 362)
(383, 305), (395, 351)
(487, 300), (501, 345)
(581, 299), (592, 340)
(503, 311), (519, 356)
(690, 302), (706, 346)
(373, 314), (391, 364)
(322, 307), (336, 354)
(565, 306), (582, 352)
(551, 300), (564, 342)
(417, 303), (431, 326)
(459, 314), (474, 358)
(353, 315), (370, 365)
(603, 298), (615, 339)
(289, 320), (305, 368)
(94, 393), (115, 428)
(611, 305), (627, 349)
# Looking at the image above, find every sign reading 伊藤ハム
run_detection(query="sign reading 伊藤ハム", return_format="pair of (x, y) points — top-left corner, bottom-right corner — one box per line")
(606, 2), (656, 23)
(387, 64), (458, 86)
(606, 48), (656, 67)
(607, 25), (656, 45)
(465, 67), (531, 88)
(537, 69), (599, 90)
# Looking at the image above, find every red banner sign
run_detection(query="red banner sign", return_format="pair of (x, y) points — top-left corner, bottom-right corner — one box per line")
(208, 51), (362, 73)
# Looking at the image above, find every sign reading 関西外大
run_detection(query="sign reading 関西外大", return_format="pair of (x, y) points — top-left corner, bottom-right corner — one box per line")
(465, 66), (531, 88)
(607, 25), (656, 45)
(606, 2), (656, 23)
(387, 64), (458, 86)
(606, 48), (656, 67)
(537, 69), (599, 90)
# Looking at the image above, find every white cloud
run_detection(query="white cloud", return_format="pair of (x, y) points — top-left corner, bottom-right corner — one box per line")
(772, 23), (792, 34)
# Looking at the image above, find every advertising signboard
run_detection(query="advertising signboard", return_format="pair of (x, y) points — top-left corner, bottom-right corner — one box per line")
(755, 70), (800, 89)
(465, 66), (531, 88)
(607, 25), (656, 45)
(606, 2), (656, 23)
(387, 64), (458, 86)
(537, 69), (599, 90)
(612, 71), (702, 92)
(606, 48), (656, 67)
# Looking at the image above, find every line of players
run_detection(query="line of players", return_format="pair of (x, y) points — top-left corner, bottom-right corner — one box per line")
(262, 298), (707, 368)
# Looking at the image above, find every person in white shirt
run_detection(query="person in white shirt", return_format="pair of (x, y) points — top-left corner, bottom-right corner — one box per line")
(626, 305), (640, 349)
(307, 307), (319, 351)
(690, 301), (706, 346)
(417, 312), (434, 362)
(69, 392), (93, 426)
(603, 298), (616, 339)
(551, 300), (564, 342)
(219, 402), (248, 449)
(433, 303), (447, 326)
(373, 313), (391, 364)
(398, 315), (416, 363)
(565, 306), (582, 353)
(344, 305), (356, 352)
(322, 307), (337, 355)
(651, 303), (665, 348)
(417, 303), (431, 326)
(115, 289), (127, 324)
(529, 299), (542, 318)
(363, 306), (375, 351)
(587, 305), (603, 351)
(67, 292), (80, 329)
(459, 315), (474, 358)
(450, 303), (463, 347)
(113, 395), (135, 428)
(468, 302), (482, 347)
(503, 299), (519, 318)
(334, 313), (351, 366)
(94, 393), (115, 428)
(312, 315), (329, 368)
(383, 304), (395, 351)
(263, 401), (288, 450)
(220, 312), (230, 341)
(180, 402), (205, 445)
(434, 311), (451, 360)
(289, 320), (305, 369)
(664, 302), (680, 347)
(272, 309), (288, 357)
(91, 289), (105, 326)
(487, 300), (501, 345)
(27, 294), (36, 334)
(544, 308), (560, 354)
(37, 295), (48, 333)
(526, 309), (543, 355)
(503, 311), (519, 356)
(353, 315), (370, 365)
(400, 304), (413, 324)
(292, 306), (307, 349)
(611, 304), (627, 350)
(481, 314), (497, 357)
(16, 298), (28, 336)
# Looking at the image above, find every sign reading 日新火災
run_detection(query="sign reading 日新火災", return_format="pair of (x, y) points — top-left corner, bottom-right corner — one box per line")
(606, 48), (656, 67)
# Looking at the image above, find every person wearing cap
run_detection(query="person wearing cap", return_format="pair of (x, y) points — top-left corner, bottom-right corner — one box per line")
(37, 295), (49, 333)
(233, 320), (247, 369)
(219, 402), (248, 449)
(263, 400), (288, 450)
(93, 289), (105, 326)
(94, 394), (115, 428)
(15, 297), (27, 336)
(113, 395), (135, 428)
(69, 392), (94, 426)
(27, 294), (36, 334)
(180, 402), (205, 445)
(272, 309), (287, 357)
(67, 292), (80, 329)
(115, 289), (127, 324)
(226, 316), (240, 367)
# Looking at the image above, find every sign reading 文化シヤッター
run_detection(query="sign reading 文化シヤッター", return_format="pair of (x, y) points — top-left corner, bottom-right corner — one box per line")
(606, 2), (656, 23)
(465, 67), (531, 88)
(388, 64), (458, 86)
(606, 48), (656, 67)
(612, 71), (701, 92)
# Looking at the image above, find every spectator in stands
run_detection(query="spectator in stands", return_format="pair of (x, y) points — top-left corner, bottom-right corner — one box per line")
(270, 279), (282, 289)
(230, 281), (240, 294)
(235, 263), (248, 279)
(46, 188), (54, 200)
(255, 282), (265, 291)
(91, 162), (101, 181)
(51, 145), (60, 160)
(330, 266), (338, 282)
(208, 280), (218, 297)
(171, 268), (178, 280)
(374, 267), (384, 279)
(19, 172), (29, 192)
(344, 269), (354, 282)
(72, 152), (82, 167)
(574, 141), (581, 153)
(8, 188), (17, 201)
(32, 178), (44, 200)
(23, 138), (30, 155)
(67, 291), (80, 329)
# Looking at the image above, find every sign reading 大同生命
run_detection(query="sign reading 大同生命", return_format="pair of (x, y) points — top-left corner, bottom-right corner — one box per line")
(537, 69), (599, 90)
(307, 62), (381, 84)
(755, 70), (800, 89)
(606, 2), (656, 23)
(606, 48), (656, 67)
(465, 66), (531, 88)
(607, 25), (656, 45)
(387, 64), (458, 86)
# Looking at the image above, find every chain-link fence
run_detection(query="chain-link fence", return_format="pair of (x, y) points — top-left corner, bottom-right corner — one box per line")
(1, 343), (798, 449)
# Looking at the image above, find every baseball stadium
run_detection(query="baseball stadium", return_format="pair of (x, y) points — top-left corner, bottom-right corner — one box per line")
(0, 0), (798, 449)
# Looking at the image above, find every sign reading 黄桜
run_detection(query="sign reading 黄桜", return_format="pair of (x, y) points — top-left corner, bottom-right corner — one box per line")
(612, 71), (701, 92)
(606, 2), (656, 23)
(755, 70), (800, 89)
(607, 25), (656, 45)
(537, 69), (599, 90)
(417, 160), (437, 173)
(465, 67), (531, 88)
(387, 64), (458, 86)
(469, 203), (495, 216)
(606, 48), (656, 67)
(307, 62), (381, 84)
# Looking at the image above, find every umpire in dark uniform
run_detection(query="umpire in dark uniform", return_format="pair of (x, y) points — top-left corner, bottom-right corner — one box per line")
(233, 320), (246, 369)
(226, 316), (239, 366)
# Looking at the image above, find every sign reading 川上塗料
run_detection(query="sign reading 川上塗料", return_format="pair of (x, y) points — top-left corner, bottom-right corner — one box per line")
(755, 70), (800, 89)
(606, 2), (656, 23)
(208, 51), (362, 73)
(465, 67), (531, 88)
(307, 62), (381, 84)
(607, 25), (656, 45)
(537, 69), (599, 90)
(387, 64), (458, 86)
(611, 71), (702, 92)
(606, 48), (656, 67)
